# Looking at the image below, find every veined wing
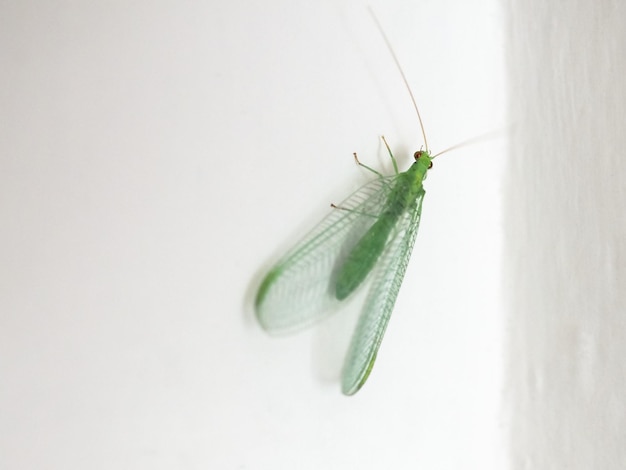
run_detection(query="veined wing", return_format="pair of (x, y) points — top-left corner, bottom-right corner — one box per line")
(255, 175), (397, 334)
(341, 188), (425, 395)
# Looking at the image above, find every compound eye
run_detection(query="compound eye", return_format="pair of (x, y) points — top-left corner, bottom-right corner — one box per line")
(413, 150), (423, 161)
(428, 161), (433, 169)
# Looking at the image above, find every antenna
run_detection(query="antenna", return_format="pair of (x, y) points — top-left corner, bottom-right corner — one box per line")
(368, 7), (428, 153)
(431, 130), (504, 159)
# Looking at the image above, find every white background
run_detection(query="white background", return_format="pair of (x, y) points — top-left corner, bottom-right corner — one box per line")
(1, 1), (505, 469)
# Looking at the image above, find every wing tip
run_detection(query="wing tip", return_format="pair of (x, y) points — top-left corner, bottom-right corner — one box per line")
(341, 352), (378, 396)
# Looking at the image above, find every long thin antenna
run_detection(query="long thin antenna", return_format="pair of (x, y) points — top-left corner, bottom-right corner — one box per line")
(431, 129), (504, 159)
(368, 7), (428, 153)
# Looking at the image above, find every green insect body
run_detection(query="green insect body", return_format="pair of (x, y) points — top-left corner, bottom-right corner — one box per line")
(254, 9), (444, 395)
(255, 148), (432, 395)
(334, 153), (431, 301)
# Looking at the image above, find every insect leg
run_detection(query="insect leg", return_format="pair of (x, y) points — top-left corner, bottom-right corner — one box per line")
(380, 135), (400, 175)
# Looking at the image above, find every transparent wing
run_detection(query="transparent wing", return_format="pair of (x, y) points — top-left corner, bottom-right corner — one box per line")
(341, 188), (425, 395)
(255, 175), (398, 333)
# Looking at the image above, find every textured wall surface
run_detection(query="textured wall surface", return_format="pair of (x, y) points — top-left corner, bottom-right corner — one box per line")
(505, 0), (626, 468)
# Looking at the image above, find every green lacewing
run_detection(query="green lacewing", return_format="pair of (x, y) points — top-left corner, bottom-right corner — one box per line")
(255, 12), (456, 395)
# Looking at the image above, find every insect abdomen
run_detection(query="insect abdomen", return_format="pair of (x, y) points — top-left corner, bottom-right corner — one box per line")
(334, 214), (396, 300)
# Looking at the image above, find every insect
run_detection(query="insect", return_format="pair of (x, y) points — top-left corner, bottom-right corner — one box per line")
(254, 12), (458, 395)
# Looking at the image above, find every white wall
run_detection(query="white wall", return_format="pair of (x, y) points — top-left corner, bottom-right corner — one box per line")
(505, 0), (626, 468)
(0, 1), (505, 469)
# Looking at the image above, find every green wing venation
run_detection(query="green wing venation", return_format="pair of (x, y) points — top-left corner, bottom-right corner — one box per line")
(255, 175), (398, 334)
(341, 188), (425, 395)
